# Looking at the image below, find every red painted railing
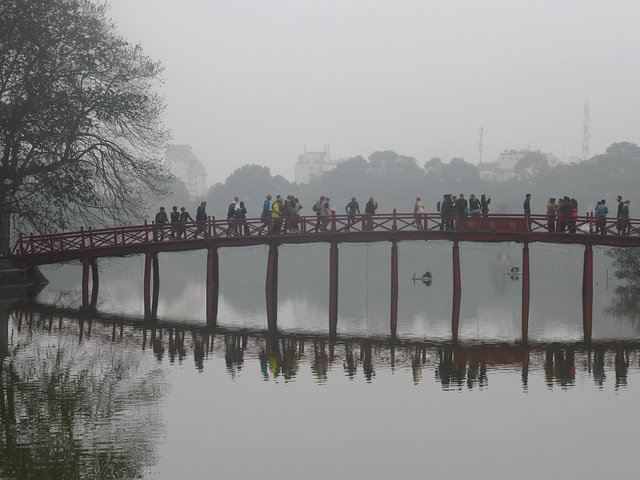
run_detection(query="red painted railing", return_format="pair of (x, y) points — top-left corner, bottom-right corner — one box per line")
(8, 211), (640, 259)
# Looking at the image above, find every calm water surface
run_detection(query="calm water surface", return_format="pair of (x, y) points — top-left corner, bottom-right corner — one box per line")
(2, 242), (639, 479)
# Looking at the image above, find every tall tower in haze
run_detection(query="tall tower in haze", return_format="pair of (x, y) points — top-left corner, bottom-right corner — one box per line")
(478, 126), (483, 164)
(581, 102), (590, 161)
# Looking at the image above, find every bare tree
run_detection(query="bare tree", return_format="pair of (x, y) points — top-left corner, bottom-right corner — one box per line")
(0, 0), (171, 234)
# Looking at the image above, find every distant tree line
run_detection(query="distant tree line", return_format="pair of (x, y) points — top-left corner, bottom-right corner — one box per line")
(161, 142), (640, 222)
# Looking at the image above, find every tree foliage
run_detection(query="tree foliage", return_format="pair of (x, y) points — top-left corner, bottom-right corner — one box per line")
(0, 0), (171, 233)
(514, 151), (549, 181)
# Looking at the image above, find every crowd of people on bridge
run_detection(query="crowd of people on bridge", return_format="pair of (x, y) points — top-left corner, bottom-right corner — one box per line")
(151, 191), (634, 240)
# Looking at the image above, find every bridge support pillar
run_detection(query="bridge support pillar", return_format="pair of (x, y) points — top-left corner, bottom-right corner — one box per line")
(266, 243), (278, 332)
(151, 254), (160, 321)
(329, 242), (339, 338)
(582, 244), (593, 343)
(452, 240), (461, 292)
(391, 240), (398, 337)
(522, 242), (530, 342)
(143, 252), (156, 321)
(206, 247), (219, 328)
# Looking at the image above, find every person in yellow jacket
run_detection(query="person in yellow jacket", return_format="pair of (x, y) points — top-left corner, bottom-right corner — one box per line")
(272, 197), (282, 234)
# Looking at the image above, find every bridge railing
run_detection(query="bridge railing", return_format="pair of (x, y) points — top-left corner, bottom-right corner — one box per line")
(8, 212), (639, 259)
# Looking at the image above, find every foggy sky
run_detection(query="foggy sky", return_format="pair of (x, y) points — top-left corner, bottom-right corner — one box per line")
(107, 0), (640, 185)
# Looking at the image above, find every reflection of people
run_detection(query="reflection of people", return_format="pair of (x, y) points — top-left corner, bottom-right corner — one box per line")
(593, 349), (606, 387)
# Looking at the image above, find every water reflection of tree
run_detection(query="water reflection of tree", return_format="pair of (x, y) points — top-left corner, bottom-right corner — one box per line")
(605, 286), (640, 324)
(0, 312), (167, 479)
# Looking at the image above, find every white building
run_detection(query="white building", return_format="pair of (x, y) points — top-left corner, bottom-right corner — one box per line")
(295, 147), (342, 184)
(478, 149), (563, 182)
(164, 145), (207, 198)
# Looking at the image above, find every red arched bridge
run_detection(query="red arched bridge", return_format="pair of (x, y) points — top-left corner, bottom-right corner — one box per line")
(7, 210), (640, 342)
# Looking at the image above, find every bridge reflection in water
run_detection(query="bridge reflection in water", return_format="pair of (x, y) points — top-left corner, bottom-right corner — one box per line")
(4, 303), (636, 390)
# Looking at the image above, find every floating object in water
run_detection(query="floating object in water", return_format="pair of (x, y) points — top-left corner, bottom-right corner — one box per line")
(504, 266), (523, 276)
(412, 271), (433, 283)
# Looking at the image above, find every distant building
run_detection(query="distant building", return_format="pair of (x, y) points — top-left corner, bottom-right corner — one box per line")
(164, 145), (207, 198)
(295, 147), (343, 184)
(478, 149), (563, 182)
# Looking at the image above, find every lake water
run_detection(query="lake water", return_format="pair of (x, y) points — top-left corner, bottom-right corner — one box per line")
(2, 241), (640, 479)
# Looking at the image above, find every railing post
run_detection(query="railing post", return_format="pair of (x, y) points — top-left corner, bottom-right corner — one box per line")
(589, 212), (593, 235)
(29, 233), (34, 255)
(331, 211), (336, 232)
(557, 211), (562, 232)
(144, 221), (149, 243)
(392, 209), (397, 231)
(80, 227), (85, 249)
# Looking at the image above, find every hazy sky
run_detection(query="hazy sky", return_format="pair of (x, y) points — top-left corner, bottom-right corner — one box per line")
(107, 0), (640, 185)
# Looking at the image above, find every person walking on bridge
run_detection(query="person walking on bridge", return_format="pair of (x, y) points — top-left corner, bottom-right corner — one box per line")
(345, 197), (360, 231)
(414, 197), (424, 229)
(259, 195), (272, 235)
(480, 194), (491, 217)
(154, 207), (168, 241)
(595, 199), (609, 234)
(365, 197), (378, 231)
(523, 193), (531, 231)
(178, 206), (193, 239)
(170, 206), (180, 239)
(616, 195), (624, 235)
(193, 201), (208, 238)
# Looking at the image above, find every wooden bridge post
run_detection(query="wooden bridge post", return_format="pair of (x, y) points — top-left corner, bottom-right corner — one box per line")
(143, 252), (153, 321)
(329, 241), (339, 337)
(265, 243), (278, 332)
(582, 244), (593, 342)
(452, 240), (461, 292)
(151, 254), (160, 321)
(206, 247), (219, 328)
(390, 240), (399, 337)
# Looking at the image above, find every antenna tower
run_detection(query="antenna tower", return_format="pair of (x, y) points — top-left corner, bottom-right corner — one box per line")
(581, 102), (590, 161)
(478, 126), (483, 164)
